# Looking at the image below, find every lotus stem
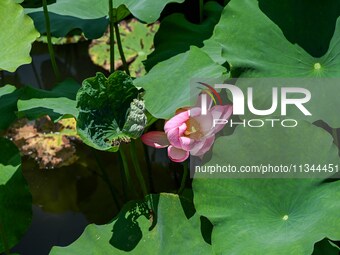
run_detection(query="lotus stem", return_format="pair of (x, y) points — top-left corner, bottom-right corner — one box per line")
(119, 148), (135, 197)
(42, 0), (61, 81)
(178, 161), (189, 194)
(93, 149), (120, 210)
(143, 144), (155, 193)
(130, 140), (148, 196)
(199, 0), (204, 23)
(108, 0), (115, 73)
(114, 22), (130, 75)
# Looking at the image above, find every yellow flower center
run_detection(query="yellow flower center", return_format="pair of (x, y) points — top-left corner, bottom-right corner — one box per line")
(184, 118), (204, 140)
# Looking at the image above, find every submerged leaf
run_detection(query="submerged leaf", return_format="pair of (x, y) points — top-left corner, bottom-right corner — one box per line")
(36, 34), (85, 45)
(89, 19), (159, 77)
(7, 117), (79, 169)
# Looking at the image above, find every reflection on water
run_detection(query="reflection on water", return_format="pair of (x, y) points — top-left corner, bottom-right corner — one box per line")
(22, 140), (123, 223)
(11, 206), (88, 255)
(2, 41), (109, 90)
(10, 141), (176, 254)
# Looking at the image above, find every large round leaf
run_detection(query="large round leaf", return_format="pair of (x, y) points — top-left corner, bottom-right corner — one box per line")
(112, 0), (185, 23)
(50, 193), (212, 254)
(25, 0), (108, 20)
(25, 0), (184, 38)
(134, 46), (228, 119)
(25, 0), (108, 38)
(28, 12), (108, 39)
(0, 0), (39, 72)
(193, 122), (340, 255)
(213, 0), (333, 77)
(76, 71), (146, 152)
(210, 0), (340, 127)
(257, 0), (340, 58)
(17, 79), (80, 122)
(0, 138), (32, 252)
(230, 78), (340, 128)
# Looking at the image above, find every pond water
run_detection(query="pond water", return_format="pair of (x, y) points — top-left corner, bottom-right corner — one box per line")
(2, 41), (178, 254)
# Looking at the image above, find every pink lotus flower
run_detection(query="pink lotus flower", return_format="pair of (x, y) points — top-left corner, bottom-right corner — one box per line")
(142, 95), (233, 162)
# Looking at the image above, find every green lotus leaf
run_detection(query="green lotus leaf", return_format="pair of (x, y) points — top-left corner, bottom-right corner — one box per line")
(112, 4), (130, 23)
(25, 0), (183, 38)
(210, 0), (340, 127)
(134, 46), (228, 119)
(0, 138), (32, 253)
(24, 0), (108, 20)
(257, 0), (340, 58)
(205, 0), (340, 65)
(28, 12), (108, 39)
(50, 193), (213, 255)
(232, 78), (340, 128)
(145, 1), (223, 71)
(201, 36), (227, 65)
(212, 0), (339, 77)
(17, 79), (80, 121)
(76, 71), (146, 152)
(193, 122), (340, 255)
(112, 0), (185, 23)
(0, 85), (21, 130)
(24, 0), (108, 38)
(0, 0), (39, 72)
